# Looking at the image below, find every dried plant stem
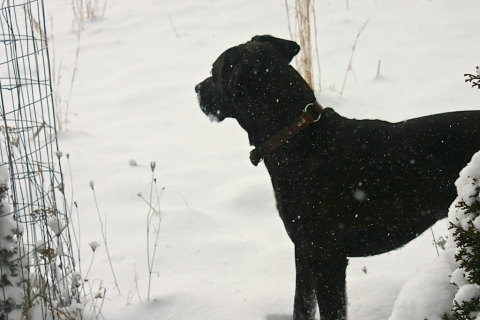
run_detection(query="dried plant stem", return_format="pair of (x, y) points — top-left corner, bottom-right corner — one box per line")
(376, 60), (381, 77)
(138, 162), (164, 301)
(339, 19), (369, 98)
(126, 264), (143, 305)
(54, 0), (106, 131)
(25, 6), (46, 41)
(66, 154), (76, 224)
(90, 183), (121, 295)
(285, 0), (319, 91)
(84, 250), (96, 281)
(51, 16), (81, 131)
(167, 13), (179, 38)
(32, 121), (46, 138)
(72, 0), (107, 31)
(312, 4), (321, 93)
(63, 36), (81, 131)
(296, 0), (313, 88)
(147, 181), (164, 301)
(430, 227), (440, 257)
(285, 0), (293, 40)
(84, 279), (107, 320)
(64, 155), (83, 288)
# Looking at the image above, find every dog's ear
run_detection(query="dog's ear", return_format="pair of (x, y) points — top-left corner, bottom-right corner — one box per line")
(212, 47), (238, 88)
(212, 47), (251, 97)
(251, 35), (300, 63)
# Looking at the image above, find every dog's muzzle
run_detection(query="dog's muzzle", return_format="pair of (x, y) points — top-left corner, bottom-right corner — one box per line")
(194, 83), (201, 94)
(195, 78), (230, 122)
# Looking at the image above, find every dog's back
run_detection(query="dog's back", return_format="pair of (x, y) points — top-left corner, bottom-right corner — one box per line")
(279, 108), (480, 256)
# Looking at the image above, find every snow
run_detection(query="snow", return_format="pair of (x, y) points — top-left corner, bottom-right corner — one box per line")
(452, 268), (469, 288)
(47, 216), (67, 236)
(43, 0), (480, 319)
(0, 165), (8, 186)
(455, 284), (480, 308)
(448, 152), (480, 312)
(389, 248), (458, 320)
(390, 151), (480, 319)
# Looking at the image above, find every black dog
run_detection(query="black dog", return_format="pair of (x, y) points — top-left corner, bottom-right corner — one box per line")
(195, 35), (480, 320)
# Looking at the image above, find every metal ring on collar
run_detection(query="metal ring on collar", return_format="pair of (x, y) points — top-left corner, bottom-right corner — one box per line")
(304, 103), (322, 122)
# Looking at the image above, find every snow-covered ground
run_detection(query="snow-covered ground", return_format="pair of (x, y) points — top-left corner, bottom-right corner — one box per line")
(46, 0), (480, 319)
(390, 152), (480, 320)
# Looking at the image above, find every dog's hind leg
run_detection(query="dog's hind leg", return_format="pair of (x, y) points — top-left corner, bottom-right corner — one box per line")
(293, 247), (317, 320)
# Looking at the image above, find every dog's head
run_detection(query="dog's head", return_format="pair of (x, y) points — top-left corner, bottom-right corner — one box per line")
(195, 35), (316, 132)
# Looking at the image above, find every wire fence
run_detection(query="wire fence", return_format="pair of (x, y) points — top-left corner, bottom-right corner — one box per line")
(0, 0), (78, 319)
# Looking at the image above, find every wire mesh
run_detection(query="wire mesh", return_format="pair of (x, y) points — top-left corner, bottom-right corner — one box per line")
(0, 0), (78, 319)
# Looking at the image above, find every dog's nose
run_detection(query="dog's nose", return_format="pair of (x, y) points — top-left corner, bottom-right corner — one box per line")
(195, 83), (201, 93)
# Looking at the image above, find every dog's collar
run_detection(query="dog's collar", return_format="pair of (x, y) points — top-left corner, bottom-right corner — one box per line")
(249, 101), (324, 166)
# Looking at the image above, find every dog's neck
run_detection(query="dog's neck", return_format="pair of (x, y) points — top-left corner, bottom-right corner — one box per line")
(249, 101), (324, 166)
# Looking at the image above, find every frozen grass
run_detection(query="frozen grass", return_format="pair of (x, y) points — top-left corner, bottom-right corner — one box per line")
(51, 0), (107, 131)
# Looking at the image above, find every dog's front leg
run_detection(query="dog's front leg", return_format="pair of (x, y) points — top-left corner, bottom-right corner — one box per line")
(311, 252), (348, 320)
(293, 247), (317, 320)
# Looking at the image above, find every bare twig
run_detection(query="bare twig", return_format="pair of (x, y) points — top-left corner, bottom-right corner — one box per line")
(285, 0), (294, 40)
(126, 264), (143, 305)
(376, 60), (381, 77)
(167, 13), (179, 38)
(138, 162), (165, 301)
(84, 249), (96, 281)
(90, 182), (121, 295)
(339, 19), (369, 98)
(32, 121), (46, 138)
(430, 227), (439, 257)
(464, 73), (480, 89)
(312, 3), (321, 93)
